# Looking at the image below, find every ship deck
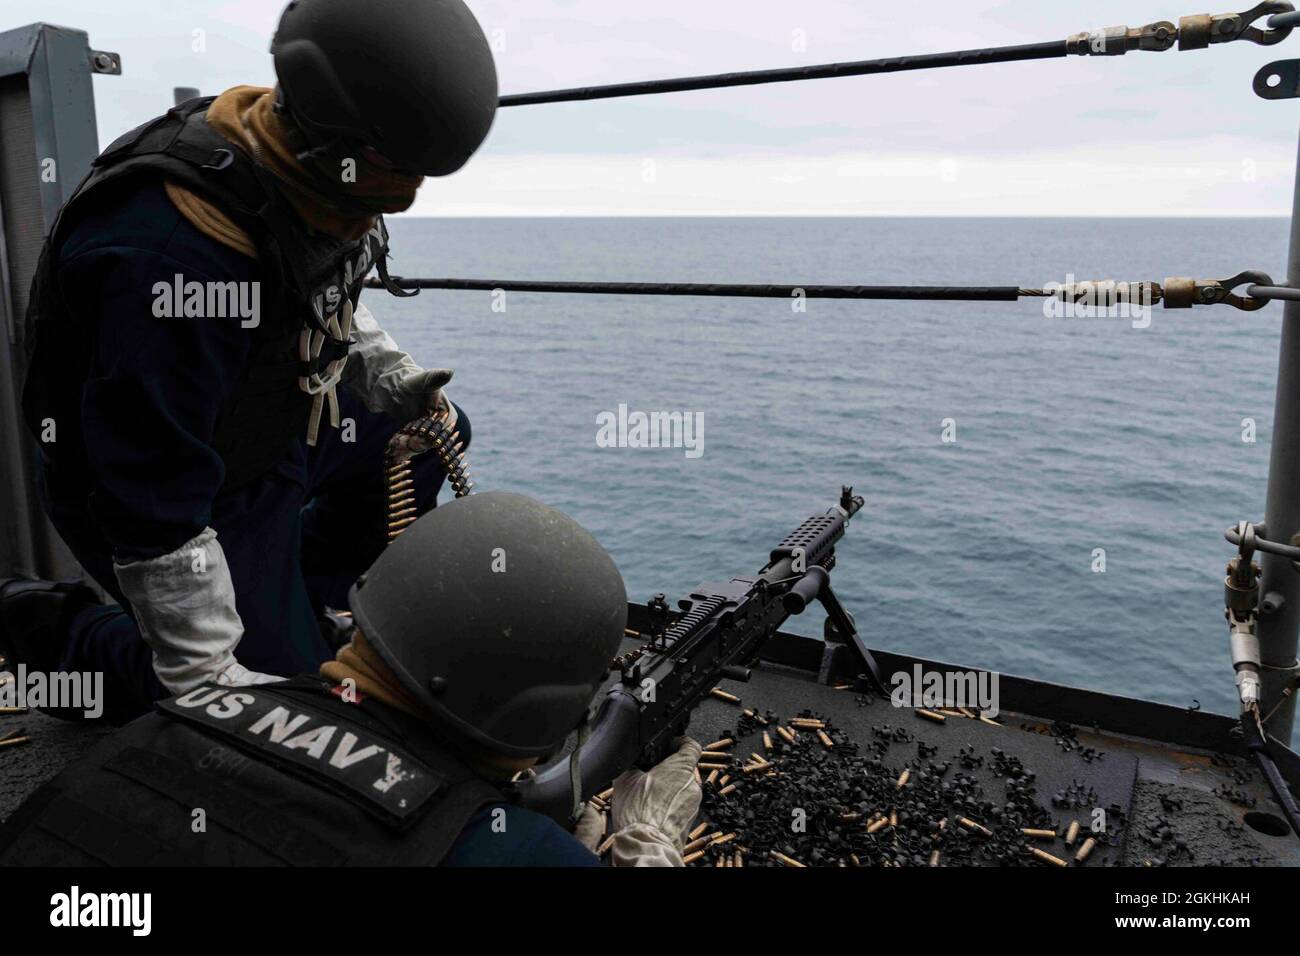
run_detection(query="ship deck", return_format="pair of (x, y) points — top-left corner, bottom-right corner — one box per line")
(3, 603), (1299, 866)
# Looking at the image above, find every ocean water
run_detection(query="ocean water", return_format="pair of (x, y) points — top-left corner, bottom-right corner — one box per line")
(377, 216), (1291, 720)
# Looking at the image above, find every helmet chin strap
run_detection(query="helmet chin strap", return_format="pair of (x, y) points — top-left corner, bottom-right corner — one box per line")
(567, 716), (591, 827)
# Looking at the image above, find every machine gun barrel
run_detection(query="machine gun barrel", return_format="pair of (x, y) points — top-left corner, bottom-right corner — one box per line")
(516, 488), (872, 825)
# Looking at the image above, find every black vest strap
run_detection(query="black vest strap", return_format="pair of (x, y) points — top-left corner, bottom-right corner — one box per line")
(23, 99), (397, 491)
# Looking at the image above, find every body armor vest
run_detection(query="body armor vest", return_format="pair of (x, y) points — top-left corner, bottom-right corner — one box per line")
(22, 97), (397, 491)
(0, 678), (503, 866)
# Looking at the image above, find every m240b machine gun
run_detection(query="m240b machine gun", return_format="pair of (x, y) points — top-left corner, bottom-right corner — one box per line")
(518, 487), (885, 825)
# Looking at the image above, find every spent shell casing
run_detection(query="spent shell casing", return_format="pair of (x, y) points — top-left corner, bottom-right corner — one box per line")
(1065, 821), (1080, 846)
(1076, 837), (1097, 863)
(1028, 846), (1068, 868)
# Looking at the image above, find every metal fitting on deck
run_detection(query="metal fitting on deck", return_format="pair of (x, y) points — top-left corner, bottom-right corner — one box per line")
(1226, 522), (1265, 710)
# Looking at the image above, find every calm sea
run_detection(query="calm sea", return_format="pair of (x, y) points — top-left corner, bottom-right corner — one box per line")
(379, 216), (1291, 720)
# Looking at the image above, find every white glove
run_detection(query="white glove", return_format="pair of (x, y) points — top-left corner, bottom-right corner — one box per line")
(113, 528), (281, 694)
(342, 302), (456, 425)
(609, 738), (703, 867)
(571, 802), (608, 854)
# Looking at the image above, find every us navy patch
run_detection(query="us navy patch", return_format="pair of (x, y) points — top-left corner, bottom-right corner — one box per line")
(158, 685), (442, 827)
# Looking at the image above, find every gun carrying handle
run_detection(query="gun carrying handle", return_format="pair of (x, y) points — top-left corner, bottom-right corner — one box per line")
(514, 687), (642, 827)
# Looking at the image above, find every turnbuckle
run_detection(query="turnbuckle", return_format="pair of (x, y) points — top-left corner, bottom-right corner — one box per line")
(1066, 2), (1295, 55)
(1161, 270), (1274, 310)
(1177, 2), (1295, 48)
(1044, 271), (1274, 311)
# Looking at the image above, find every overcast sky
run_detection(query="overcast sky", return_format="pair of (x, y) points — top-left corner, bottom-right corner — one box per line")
(9, 0), (1300, 215)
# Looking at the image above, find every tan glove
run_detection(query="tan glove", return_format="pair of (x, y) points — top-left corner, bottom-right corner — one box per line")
(609, 737), (703, 867)
(395, 367), (458, 429)
(571, 802), (608, 855)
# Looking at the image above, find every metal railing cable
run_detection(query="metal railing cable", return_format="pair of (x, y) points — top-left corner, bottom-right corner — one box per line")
(364, 271), (1281, 311)
(499, 3), (1294, 107)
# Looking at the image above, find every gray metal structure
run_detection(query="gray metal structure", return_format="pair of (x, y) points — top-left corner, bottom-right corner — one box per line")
(1256, 130), (1300, 743)
(0, 23), (116, 581)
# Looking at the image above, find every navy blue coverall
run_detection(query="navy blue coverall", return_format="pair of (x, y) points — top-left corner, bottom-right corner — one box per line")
(36, 178), (465, 724)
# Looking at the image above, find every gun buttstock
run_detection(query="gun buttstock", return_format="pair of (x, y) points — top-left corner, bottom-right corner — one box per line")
(514, 688), (642, 826)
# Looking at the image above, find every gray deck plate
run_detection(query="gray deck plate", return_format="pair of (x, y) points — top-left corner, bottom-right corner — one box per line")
(682, 661), (1137, 866)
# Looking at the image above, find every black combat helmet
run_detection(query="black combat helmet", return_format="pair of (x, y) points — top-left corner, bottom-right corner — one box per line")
(270, 0), (499, 176)
(349, 492), (628, 759)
